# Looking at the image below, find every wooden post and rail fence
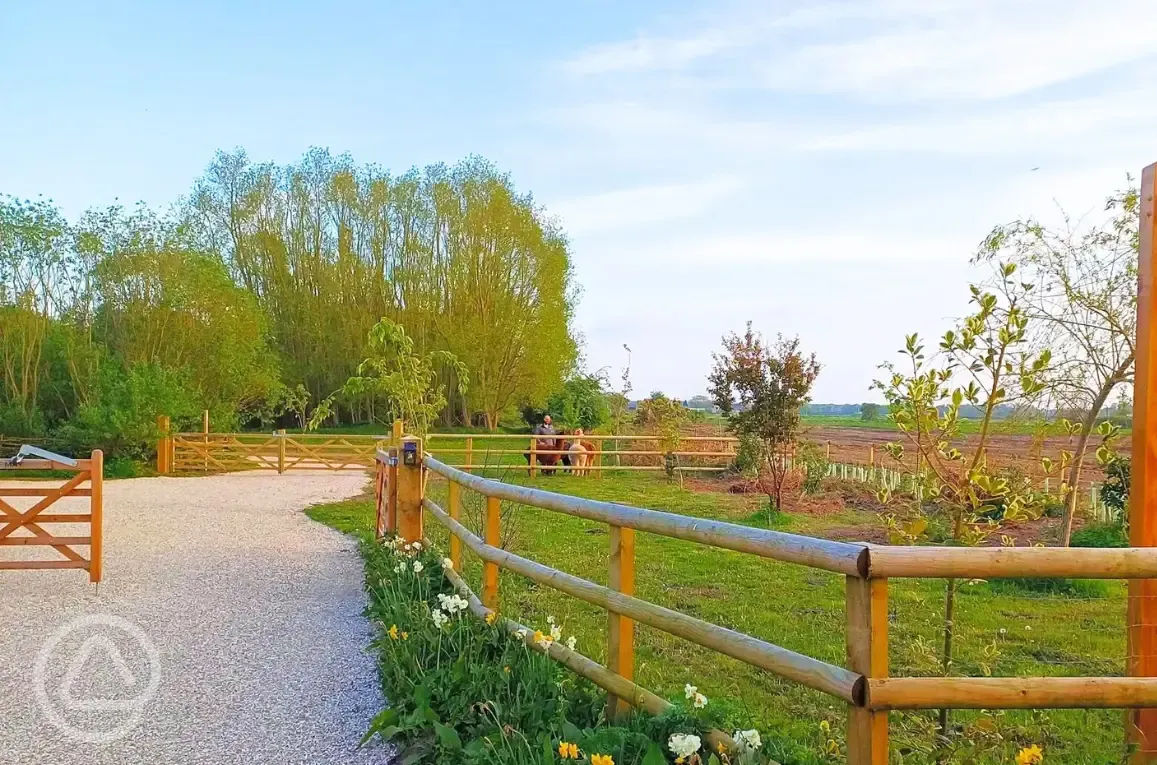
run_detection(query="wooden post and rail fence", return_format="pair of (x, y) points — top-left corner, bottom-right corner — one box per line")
(363, 165), (1157, 764)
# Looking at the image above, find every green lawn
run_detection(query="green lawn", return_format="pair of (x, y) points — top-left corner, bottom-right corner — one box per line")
(310, 470), (1129, 764)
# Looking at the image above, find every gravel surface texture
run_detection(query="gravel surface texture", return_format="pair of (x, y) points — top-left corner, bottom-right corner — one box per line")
(0, 471), (390, 765)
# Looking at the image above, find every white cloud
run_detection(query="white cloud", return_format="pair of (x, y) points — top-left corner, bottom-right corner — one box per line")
(550, 176), (744, 236)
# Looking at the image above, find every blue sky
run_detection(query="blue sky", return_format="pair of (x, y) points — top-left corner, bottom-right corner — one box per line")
(2, 1), (1155, 403)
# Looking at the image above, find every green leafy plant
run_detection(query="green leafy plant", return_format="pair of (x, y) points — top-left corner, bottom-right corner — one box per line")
(310, 318), (467, 436)
(873, 268), (1051, 755)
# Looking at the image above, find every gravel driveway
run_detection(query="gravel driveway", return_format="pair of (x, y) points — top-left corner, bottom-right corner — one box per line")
(0, 471), (390, 765)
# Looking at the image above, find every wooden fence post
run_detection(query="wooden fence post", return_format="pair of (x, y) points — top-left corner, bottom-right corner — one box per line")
(202, 409), (209, 471)
(156, 415), (170, 474)
(398, 437), (423, 543)
(1129, 161), (1157, 762)
(483, 495), (500, 608)
(387, 447), (399, 534)
(465, 436), (473, 473)
(847, 576), (888, 764)
(374, 456), (385, 539)
(277, 429), (287, 474)
(529, 439), (537, 478)
(392, 418), (404, 446)
(607, 524), (636, 721)
(449, 481), (462, 570)
(89, 449), (104, 584)
(595, 438), (604, 479)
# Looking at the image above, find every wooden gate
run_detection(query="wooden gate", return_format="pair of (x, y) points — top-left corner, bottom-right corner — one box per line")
(0, 450), (104, 582)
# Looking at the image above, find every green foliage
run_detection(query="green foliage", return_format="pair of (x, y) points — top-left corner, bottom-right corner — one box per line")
(1101, 457), (1130, 519)
(859, 402), (881, 421)
(732, 434), (766, 480)
(544, 375), (611, 431)
(709, 323), (820, 511)
(796, 441), (829, 495)
(311, 319), (467, 436)
(985, 577), (1111, 599)
(1071, 522), (1129, 549)
(356, 536), (760, 765)
(635, 392), (690, 477)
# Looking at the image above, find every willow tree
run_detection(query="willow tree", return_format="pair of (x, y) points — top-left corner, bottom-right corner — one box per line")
(187, 149), (577, 429)
(975, 187), (1137, 545)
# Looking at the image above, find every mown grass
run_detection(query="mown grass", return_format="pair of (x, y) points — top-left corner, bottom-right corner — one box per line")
(311, 470), (1130, 764)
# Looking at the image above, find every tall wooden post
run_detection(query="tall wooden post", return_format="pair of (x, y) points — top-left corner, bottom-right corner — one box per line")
(529, 439), (537, 478)
(202, 409), (209, 471)
(89, 450), (104, 584)
(374, 456), (386, 539)
(483, 496), (500, 608)
(156, 415), (170, 474)
(387, 447), (399, 534)
(607, 524), (636, 721)
(277, 429), (287, 474)
(1129, 161), (1157, 762)
(397, 437), (423, 543)
(448, 481), (462, 570)
(465, 437), (473, 473)
(392, 418), (404, 446)
(846, 577), (889, 764)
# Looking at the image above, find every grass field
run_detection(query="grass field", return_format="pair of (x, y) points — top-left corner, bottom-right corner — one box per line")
(310, 469), (1129, 764)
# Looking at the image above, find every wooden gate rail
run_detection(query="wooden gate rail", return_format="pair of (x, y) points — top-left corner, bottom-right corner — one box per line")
(0, 451), (104, 582)
(374, 445), (1157, 764)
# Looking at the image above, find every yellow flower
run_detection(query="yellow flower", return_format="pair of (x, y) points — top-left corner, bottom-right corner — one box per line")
(591, 755), (614, 765)
(1016, 745), (1044, 765)
(388, 624), (399, 640)
(485, 611), (499, 626)
(819, 720), (830, 734)
(401, 631), (408, 641)
(567, 743), (578, 758)
(558, 741), (579, 759)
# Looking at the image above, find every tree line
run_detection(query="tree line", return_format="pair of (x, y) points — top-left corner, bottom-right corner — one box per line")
(0, 149), (578, 456)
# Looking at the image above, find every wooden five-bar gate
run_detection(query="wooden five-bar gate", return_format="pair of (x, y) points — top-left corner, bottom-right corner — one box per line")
(0, 450), (104, 582)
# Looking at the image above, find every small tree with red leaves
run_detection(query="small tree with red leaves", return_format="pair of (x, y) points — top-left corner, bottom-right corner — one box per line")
(709, 323), (821, 518)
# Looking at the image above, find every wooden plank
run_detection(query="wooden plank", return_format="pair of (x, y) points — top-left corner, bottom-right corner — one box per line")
(1131, 161), (1157, 762)
(483, 495), (500, 609)
(0, 488), (92, 497)
(0, 536), (90, 546)
(847, 577), (888, 764)
(0, 514), (90, 523)
(0, 560), (88, 570)
(424, 496), (862, 703)
(607, 525), (636, 721)
(869, 677), (1157, 710)
(448, 481), (462, 570)
(868, 544), (1157, 580)
(90, 450), (103, 582)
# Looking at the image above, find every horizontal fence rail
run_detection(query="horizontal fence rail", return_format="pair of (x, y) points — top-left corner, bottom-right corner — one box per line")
(368, 438), (1157, 765)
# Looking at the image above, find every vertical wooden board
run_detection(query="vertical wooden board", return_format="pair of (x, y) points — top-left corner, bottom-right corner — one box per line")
(374, 461), (385, 539)
(387, 448), (399, 534)
(1130, 162), (1157, 762)
(397, 437), (424, 543)
(607, 525), (636, 721)
(483, 496), (500, 608)
(89, 450), (103, 584)
(847, 576), (888, 765)
(449, 481), (462, 570)
(465, 437), (473, 473)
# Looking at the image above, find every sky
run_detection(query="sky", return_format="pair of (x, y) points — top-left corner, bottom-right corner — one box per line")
(2, 0), (1155, 403)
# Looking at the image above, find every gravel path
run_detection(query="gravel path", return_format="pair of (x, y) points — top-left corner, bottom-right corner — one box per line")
(0, 471), (390, 765)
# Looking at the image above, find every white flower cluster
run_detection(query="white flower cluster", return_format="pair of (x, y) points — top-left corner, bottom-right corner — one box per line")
(431, 609), (449, 629)
(668, 733), (701, 759)
(733, 729), (762, 753)
(437, 593), (469, 615)
(441, 557), (454, 570)
(684, 683), (708, 709)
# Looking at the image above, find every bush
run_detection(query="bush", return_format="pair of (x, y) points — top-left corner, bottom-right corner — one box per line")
(733, 434), (766, 479)
(796, 441), (828, 495)
(1071, 522), (1129, 549)
(543, 375), (611, 432)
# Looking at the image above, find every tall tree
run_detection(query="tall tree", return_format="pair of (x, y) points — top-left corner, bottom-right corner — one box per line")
(975, 187), (1137, 545)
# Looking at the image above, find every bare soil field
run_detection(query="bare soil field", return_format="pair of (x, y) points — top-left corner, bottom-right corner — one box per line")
(807, 425), (1124, 490)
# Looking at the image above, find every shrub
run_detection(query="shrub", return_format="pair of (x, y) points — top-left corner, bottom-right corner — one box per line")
(733, 434), (766, 479)
(796, 440), (828, 495)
